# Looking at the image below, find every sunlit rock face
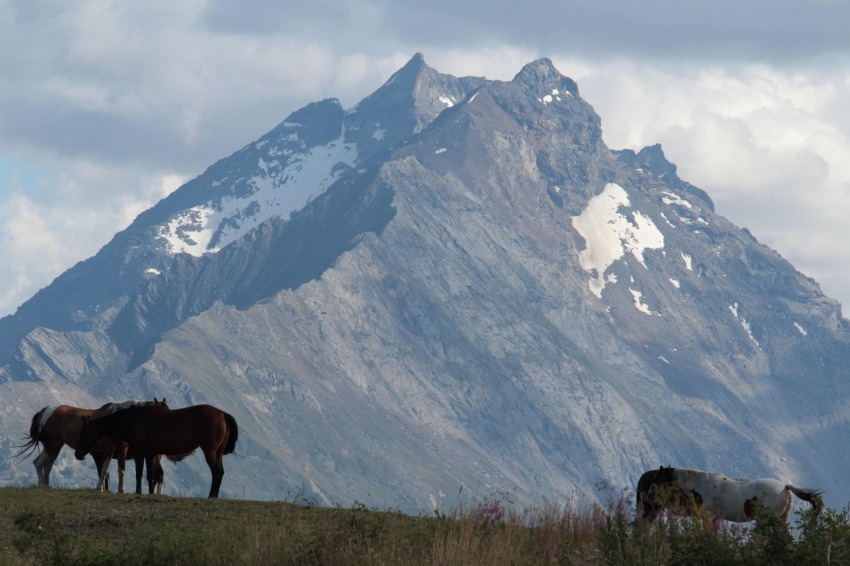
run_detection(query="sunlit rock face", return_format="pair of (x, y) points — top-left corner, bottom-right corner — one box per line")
(1, 55), (848, 512)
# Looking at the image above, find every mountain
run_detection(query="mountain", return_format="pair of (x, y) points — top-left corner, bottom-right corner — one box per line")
(1, 54), (849, 512)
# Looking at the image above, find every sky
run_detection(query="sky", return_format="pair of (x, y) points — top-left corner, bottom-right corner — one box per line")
(0, 0), (848, 318)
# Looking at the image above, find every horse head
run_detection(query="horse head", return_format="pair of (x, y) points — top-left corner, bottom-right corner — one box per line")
(74, 415), (98, 461)
(637, 466), (680, 521)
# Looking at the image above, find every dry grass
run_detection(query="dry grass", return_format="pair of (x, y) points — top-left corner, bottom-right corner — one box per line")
(1, 486), (848, 565)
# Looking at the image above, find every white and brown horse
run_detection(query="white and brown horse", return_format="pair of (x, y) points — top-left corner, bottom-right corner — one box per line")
(16, 400), (167, 493)
(637, 466), (823, 523)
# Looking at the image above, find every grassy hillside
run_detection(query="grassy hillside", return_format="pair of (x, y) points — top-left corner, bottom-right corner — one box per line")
(1, 486), (849, 565)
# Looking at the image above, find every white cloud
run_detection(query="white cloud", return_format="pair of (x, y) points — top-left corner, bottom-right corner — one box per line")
(571, 60), (850, 311)
(0, 157), (184, 315)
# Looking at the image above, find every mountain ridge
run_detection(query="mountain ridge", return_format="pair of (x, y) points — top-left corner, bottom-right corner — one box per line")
(1, 54), (848, 512)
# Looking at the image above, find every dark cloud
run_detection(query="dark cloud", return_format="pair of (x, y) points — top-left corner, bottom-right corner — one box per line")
(202, 0), (370, 38)
(200, 0), (850, 65)
(282, 0), (848, 63)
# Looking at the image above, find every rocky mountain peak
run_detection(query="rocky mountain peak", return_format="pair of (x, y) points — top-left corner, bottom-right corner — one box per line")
(513, 57), (579, 97)
(613, 144), (715, 211)
(391, 52), (428, 82)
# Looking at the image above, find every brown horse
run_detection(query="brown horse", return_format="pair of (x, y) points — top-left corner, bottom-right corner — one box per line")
(75, 403), (239, 498)
(16, 400), (168, 493)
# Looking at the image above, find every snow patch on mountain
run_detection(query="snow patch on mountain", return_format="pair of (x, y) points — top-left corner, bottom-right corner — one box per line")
(630, 288), (652, 315)
(729, 303), (760, 347)
(158, 133), (358, 256)
(661, 191), (692, 209)
(539, 88), (569, 105)
(571, 183), (665, 298)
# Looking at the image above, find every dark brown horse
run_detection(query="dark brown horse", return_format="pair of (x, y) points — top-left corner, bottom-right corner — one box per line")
(75, 403), (238, 498)
(16, 399), (168, 493)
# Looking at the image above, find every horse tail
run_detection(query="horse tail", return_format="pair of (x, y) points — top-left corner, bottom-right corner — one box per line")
(787, 484), (824, 517)
(223, 412), (239, 455)
(13, 407), (48, 460)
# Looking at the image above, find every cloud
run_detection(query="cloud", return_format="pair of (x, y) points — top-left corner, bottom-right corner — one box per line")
(0, 0), (849, 316)
(0, 156), (183, 315)
(377, 0), (850, 62)
(570, 59), (850, 308)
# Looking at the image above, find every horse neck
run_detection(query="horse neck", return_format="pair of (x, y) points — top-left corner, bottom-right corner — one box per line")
(92, 410), (135, 441)
(670, 469), (711, 490)
(97, 400), (146, 416)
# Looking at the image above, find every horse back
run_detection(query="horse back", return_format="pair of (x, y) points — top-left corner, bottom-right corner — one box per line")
(113, 404), (230, 455)
(39, 405), (96, 448)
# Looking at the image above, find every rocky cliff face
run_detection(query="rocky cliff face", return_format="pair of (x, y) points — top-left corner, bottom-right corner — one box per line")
(1, 55), (848, 511)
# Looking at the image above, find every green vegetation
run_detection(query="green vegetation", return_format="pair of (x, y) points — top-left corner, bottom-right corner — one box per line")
(1, 486), (849, 564)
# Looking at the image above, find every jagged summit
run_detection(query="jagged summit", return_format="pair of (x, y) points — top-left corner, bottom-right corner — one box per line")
(1, 55), (848, 512)
(352, 53), (485, 139)
(513, 57), (579, 97)
(382, 52), (428, 85)
(613, 143), (715, 211)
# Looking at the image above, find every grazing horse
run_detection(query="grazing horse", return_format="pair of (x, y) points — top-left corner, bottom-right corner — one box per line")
(75, 403), (239, 498)
(16, 399), (168, 493)
(637, 466), (824, 523)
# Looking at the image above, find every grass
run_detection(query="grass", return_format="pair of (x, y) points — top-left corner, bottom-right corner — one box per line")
(1, 486), (850, 565)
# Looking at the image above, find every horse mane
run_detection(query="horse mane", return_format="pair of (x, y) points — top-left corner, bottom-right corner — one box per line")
(88, 405), (138, 431)
(99, 399), (162, 413)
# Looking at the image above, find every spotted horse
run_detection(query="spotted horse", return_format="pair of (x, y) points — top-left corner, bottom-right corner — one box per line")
(636, 466), (823, 522)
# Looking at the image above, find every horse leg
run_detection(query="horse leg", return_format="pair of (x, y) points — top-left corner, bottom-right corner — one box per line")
(202, 447), (224, 498)
(134, 455), (145, 494)
(95, 453), (113, 492)
(33, 450), (50, 486)
(153, 455), (164, 495)
(781, 490), (793, 523)
(145, 455), (156, 494)
(118, 454), (126, 494)
(41, 452), (60, 488)
(34, 440), (62, 487)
